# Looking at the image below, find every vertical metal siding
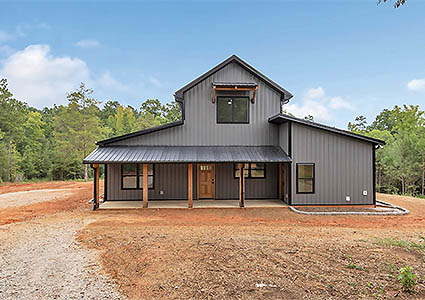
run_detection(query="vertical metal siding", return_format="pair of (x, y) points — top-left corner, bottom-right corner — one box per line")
(109, 61), (281, 146)
(107, 163), (277, 200)
(290, 123), (373, 205)
(279, 122), (289, 153)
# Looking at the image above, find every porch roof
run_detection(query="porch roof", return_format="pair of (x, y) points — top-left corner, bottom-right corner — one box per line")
(83, 145), (291, 164)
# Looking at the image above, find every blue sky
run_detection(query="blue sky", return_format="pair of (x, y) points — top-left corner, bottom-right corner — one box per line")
(0, 0), (424, 128)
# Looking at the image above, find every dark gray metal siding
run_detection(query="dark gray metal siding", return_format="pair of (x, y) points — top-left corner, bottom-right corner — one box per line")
(107, 163), (277, 201)
(290, 123), (374, 205)
(279, 122), (289, 153)
(109, 61), (281, 146)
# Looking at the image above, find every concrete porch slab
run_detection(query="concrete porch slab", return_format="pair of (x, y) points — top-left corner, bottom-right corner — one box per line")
(98, 199), (288, 210)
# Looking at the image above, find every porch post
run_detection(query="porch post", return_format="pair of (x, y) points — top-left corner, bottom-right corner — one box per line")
(92, 164), (99, 210)
(188, 164), (193, 208)
(279, 163), (283, 200)
(143, 164), (148, 208)
(239, 163), (245, 208)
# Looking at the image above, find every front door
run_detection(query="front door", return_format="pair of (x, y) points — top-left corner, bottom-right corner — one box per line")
(198, 164), (215, 199)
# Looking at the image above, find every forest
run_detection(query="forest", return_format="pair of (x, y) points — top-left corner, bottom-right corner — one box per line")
(0, 78), (424, 197)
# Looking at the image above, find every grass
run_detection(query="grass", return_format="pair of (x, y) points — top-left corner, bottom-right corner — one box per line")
(376, 237), (425, 254)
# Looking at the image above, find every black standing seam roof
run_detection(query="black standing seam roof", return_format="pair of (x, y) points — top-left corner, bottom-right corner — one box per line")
(83, 146), (292, 164)
(268, 114), (385, 145)
(174, 55), (293, 100)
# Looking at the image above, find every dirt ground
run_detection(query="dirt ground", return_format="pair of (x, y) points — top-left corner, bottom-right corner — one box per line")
(0, 181), (424, 300)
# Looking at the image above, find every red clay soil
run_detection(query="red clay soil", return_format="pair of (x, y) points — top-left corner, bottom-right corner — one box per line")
(0, 181), (102, 226)
(76, 193), (425, 300)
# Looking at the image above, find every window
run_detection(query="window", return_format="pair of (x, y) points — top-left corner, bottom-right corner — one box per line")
(217, 96), (249, 123)
(234, 163), (265, 179)
(121, 164), (154, 190)
(296, 163), (315, 194)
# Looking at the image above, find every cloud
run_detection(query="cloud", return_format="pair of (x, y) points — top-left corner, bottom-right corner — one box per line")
(306, 87), (325, 99)
(407, 78), (425, 91)
(329, 96), (354, 110)
(0, 30), (12, 42)
(75, 39), (100, 48)
(149, 76), (162, 88)
(285, 87), (354, 122)
(97, 71), (129, 92)
(0, 44), (90, 108)
(286, 99), (331, 121)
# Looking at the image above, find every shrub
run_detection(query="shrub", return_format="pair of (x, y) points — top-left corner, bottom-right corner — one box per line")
(398, 267), (417, 292)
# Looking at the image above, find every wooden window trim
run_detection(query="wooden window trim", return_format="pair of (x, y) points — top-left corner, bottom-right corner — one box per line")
(216, 96), (250, 124)
(296, 163), (315, 194)
(121, 164), (155, 190)
(233, 163), (266, 179)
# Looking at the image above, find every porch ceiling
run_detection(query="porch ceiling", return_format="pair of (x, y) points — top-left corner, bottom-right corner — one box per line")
(83, 145), (291, 164)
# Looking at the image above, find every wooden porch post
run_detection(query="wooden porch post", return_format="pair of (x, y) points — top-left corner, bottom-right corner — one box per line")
(188, 164), (193, 208)
(143, 164), (148, 208)
(239, 163), (245, 208)
(279, 163), (283, 200)
(92, 164), (99, 210)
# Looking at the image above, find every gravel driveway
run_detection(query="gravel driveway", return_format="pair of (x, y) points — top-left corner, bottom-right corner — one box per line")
(0, 189), (74, 209)
(0, 216), (125, 300)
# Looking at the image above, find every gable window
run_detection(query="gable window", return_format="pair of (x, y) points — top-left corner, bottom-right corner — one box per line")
(217, 96), (249, 123)
(121, 164), (154, 190)
(234, 163), (265, 179)
(296, 163), (315, 194)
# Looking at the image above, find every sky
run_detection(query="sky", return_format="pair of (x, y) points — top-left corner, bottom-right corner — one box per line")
(0, 0), (425, 129)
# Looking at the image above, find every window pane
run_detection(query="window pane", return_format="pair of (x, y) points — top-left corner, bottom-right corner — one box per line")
(298, 179), (313, 193)
(217, 97), (233, 123)
(138, 164), (153, 175)
(123, 164), (137, 176)
(233, 97), (248, 123)
(251, 169), (265, 178)
(123, 176), (137, 189)
(234, 164), (249, 178)
(139, 175), (154, 189)
(298, 164), (313, 178)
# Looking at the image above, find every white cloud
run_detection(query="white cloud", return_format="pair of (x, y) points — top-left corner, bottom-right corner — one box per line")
(75, 39), (100, 48)
(149, 76), (162, 88)
(0, 44), (90, 108)
(97, 71), (129, 92)
(306, 87), (325, 99)
(0, 30), (12, 42)
(286, 99), (331, 121)
(407, 78), (425, 91)
(285, 87), (354, 122)
(329, 96), (354, 110)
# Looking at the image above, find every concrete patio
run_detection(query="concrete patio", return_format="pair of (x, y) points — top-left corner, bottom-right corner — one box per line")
(98, 199), (288, 209)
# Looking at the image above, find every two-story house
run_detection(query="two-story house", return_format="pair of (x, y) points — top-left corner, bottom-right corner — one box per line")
(84, 55), (384, 210)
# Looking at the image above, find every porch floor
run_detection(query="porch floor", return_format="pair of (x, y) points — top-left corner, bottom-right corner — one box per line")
(98, 199), (288, 209)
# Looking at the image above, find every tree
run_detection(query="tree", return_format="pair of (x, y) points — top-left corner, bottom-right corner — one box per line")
(347, 115), (368, 132)
(163, 102), (182, 123)
(140, 99), (164, 118)
(53, 83), (106, 180)
(304, 115), (314, 122)
(378, 0), (406, 8)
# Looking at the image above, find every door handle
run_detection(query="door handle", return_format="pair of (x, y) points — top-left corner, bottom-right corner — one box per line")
(211, 179), (215, 184)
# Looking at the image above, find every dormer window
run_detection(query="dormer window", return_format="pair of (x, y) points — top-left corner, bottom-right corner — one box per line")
(217, 96), (249, 124)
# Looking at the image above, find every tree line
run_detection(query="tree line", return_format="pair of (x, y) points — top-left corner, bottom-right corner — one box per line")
(0, 79), (180, 182)
(1, 77), (424, 198)
(348, 105), (425, 197)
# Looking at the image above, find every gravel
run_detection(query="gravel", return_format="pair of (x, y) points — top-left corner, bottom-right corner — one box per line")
(0, 217), (125, 300)
(0, 189), (74, 209)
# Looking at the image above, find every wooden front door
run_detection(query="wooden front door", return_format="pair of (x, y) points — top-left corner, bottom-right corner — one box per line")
(198, 164), (215, 199)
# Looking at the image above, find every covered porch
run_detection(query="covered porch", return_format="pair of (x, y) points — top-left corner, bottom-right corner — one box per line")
(84, 146), (292, 210)
(98, 199), (288, 209)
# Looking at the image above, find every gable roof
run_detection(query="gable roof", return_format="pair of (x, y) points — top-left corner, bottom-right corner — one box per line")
(96, 120), (184, 146)
(268, 114), (385, 145)
(174, 55), (293, 102)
